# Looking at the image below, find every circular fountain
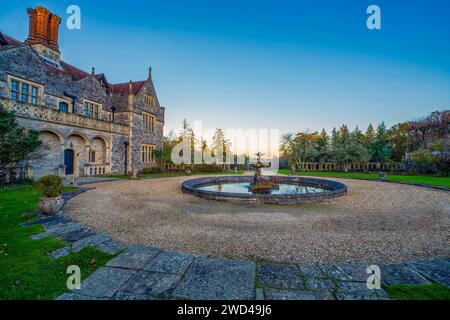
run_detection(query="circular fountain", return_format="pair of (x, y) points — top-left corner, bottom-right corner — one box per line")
(182, 154), (347, 204)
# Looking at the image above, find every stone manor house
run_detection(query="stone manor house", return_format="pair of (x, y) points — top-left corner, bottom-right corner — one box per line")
(0, 6), (165, 179)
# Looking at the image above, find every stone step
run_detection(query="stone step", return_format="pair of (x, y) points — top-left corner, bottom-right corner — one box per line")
(31, 222), (83, 240)
(48, 234), (112, 259)
(22, 214), (71, 228)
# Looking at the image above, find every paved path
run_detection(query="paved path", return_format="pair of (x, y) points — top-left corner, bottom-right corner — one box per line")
(64, 177), (121, 187)
(22, 190), (450, 300)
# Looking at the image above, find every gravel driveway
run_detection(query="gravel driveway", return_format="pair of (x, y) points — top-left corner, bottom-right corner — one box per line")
(65, 175), (450, 264)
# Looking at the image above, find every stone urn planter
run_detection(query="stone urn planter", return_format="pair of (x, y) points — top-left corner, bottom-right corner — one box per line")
(38, 196), (65, 215)
(35, 175), (65, 216)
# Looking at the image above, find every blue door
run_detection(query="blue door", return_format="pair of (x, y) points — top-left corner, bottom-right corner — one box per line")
(64, 149), (74, 175)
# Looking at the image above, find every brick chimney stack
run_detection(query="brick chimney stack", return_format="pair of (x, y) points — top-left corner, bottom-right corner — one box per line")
(26, 6), (61, 62)
(47, 13), (61, 52)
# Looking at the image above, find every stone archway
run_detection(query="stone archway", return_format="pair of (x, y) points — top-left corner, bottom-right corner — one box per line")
(65, 133), (88, 177)
(29, 130), (64, 179)
(90, 137), (108, 164)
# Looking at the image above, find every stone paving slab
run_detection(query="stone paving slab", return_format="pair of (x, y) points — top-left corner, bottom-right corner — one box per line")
(258, 263), (304, 290)
(112, 292), (156, 300)
(49, 234), (111, 259)
(336, 294), (389, 300)
(173, 257), (256, 300)
(407, 258), (450, 286)
(106, 245), (161, 269)
(95, 239), (128, 255)
(319, 265), (353, 281)
(75, 177), (120, 185)
(120, 271), (181, 296)
(335, 263), (369, 282)
(31, 222), (84, 240)
(143, 250), (194, 274)
(304, 278), (335, 292)
(298, 263), (324, 278)
(74, 267), (137, 298)
(57, 227), (96, 242)
(56, 292), (108, 300)
(61, 187), (91, 201)
(380, 264), (432, 285)
(22, 214), (71, 228)
(255, 288), (264, 300)
(265, 288), (334, 300)
(336, 281), (387, 300)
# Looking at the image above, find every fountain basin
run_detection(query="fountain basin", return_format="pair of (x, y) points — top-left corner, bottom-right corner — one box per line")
(182, 175), (347, 204)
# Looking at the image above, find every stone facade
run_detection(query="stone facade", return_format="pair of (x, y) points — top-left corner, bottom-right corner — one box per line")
(0, 6), (164, 179)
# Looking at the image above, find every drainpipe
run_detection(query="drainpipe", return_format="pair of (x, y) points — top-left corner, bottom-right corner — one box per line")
(111, 106), (116, 122)
(124, 141), (129, 175)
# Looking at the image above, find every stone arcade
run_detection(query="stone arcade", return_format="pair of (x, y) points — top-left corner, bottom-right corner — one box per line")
(0, 6), (165, 180)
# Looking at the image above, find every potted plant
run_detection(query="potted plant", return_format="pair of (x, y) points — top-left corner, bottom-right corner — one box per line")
(35, 175), (64, 215)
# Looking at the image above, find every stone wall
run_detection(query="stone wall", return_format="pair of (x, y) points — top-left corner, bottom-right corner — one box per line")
(14, 117), (127, 178)
(28, 130), (62, 179)
(127, 79), (165, 171)
(0, 45), (165, 177)
(0, 46), (114, 118)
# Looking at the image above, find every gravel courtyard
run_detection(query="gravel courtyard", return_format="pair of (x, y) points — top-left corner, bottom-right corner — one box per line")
(65, 176), (450, 264)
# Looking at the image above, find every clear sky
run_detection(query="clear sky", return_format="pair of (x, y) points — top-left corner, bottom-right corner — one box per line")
(1, 0), (449, 136)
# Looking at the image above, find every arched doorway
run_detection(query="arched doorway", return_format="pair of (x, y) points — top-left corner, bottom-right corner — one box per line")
(65, 133), (88, 176)
(64, 149), (74, 175)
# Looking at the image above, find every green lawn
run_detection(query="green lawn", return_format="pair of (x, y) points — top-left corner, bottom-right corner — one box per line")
(107, 170), (244, 180)
(277, 169), (450, 188)
(385, 284), (450, 300)
(0, 184), (114, 300)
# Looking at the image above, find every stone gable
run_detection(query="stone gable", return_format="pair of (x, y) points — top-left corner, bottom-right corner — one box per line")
(0, 6), (165, 179)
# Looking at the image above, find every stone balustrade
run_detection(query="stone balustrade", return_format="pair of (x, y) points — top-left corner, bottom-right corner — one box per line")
(1, 98), (129, 135)
(84, 164), (110, 176)
(294, 162), (403, 172)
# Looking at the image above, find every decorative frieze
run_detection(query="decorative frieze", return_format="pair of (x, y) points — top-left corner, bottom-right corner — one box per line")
(2, 98), (129, 135)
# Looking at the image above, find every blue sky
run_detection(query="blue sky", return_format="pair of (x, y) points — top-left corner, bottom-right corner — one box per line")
(1, 0), (449, 135)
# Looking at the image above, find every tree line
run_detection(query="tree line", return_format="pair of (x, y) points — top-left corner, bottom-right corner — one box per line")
(280, 110), (449, 176)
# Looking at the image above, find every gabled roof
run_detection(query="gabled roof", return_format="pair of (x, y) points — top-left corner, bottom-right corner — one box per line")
(0, 32), (22, 46)
(112, 81), (146, 95)
(1, 31), (150, 98)
(60, 61), (90, 81)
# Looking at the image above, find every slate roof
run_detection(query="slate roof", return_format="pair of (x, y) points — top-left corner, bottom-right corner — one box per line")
(60, 61), (90, 81)
(111, 81), (146, 96)
(0, 32), (22, 46)
(0, 31), (146, 94)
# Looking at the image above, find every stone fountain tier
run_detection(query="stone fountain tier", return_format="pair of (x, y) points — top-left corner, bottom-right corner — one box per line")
(249, 153), (279, 192)
(249, 161), (279, 192)
(182, 175), (347, 205)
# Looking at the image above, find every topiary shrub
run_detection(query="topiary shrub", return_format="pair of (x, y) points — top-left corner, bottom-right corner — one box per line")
(35, 175), (64, 198)
(141, 166), (163, 174)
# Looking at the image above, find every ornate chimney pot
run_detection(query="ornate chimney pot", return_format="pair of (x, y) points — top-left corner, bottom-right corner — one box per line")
(25, 6), (61, 62)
